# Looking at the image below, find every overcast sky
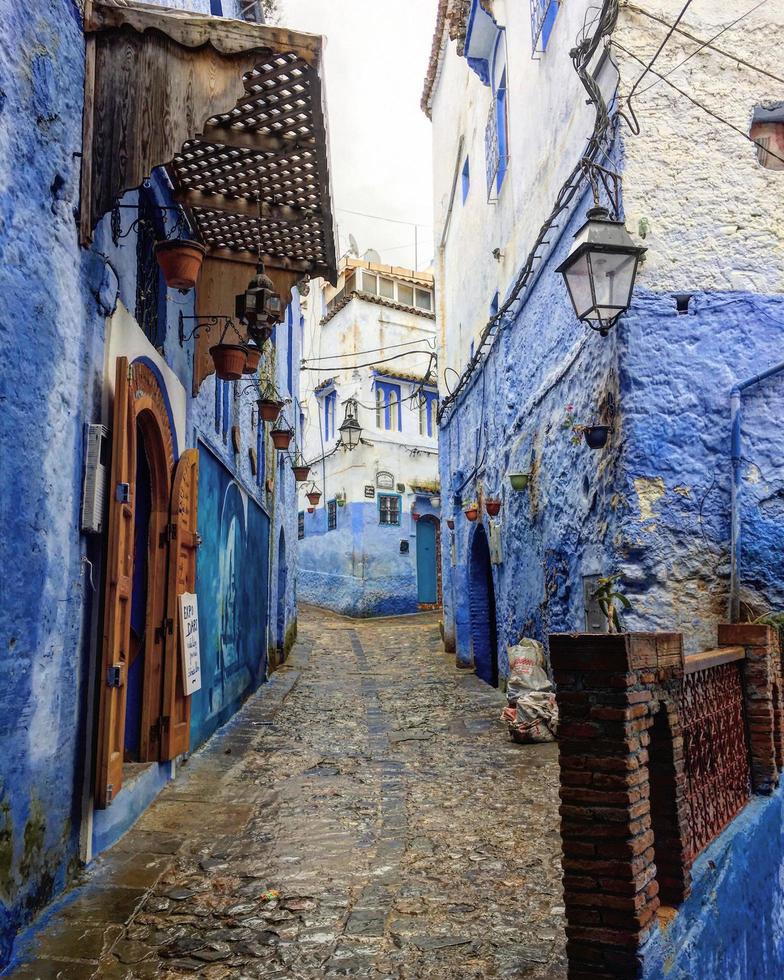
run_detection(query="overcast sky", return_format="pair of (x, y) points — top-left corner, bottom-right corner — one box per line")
(281, 0), (438, 271)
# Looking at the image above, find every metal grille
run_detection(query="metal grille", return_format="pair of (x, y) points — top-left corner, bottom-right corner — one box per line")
(679, 662), (751, 864)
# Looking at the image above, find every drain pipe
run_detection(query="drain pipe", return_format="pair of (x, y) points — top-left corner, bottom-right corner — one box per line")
(729, 359), (784, 622)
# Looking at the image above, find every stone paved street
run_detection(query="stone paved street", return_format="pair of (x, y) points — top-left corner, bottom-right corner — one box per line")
(7, 607), (566, 979)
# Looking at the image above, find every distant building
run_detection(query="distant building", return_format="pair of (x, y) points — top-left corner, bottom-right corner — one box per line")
(298, 258), (441, 617)
(423, 0), (784, 679)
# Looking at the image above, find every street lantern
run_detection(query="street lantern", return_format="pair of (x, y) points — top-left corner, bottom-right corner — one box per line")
(235, 261), (282, 342)
(338, 398), (362, 451)
(556, 206), (646, 336)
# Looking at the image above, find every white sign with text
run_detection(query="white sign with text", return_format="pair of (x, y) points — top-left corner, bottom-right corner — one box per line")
(178, 592), (202, 696)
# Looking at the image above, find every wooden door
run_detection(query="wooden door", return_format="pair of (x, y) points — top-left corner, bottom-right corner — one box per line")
(161, 449), (200, 760)
(96, 357), (136, 808)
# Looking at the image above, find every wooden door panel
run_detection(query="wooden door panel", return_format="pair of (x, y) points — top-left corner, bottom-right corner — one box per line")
(95, 357), (136, 808)
(161, 448), (200, 760)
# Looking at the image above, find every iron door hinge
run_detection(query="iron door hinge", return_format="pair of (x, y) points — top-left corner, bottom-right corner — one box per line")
(115, 483), (130, 503)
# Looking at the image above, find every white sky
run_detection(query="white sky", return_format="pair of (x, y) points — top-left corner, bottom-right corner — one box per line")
(281, 0), (438, 271)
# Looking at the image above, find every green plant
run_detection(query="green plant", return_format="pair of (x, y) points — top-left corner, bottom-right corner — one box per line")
(562, 404), (592, 445)
(752, 612), (784, 652)
(592, 574), (631, 633)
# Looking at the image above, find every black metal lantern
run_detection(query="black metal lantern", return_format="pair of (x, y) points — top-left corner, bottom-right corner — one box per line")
(235, 261), (283, 338)
(338, 398), (362, 451)
(556, 207), (646, 336)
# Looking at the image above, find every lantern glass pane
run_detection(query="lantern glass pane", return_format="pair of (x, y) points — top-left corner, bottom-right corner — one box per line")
(563, 252), (594, 319)
(588, 250), (637, 318)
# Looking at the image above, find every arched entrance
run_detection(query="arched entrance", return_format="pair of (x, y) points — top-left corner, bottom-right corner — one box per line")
(277, 528), (287, 659)
(469, 524), (499, 687)
(95, 356), (198, 807)
(416, 515), (441, 607)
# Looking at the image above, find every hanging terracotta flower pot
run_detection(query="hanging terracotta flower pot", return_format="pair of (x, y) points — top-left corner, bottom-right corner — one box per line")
(446, 518), (455, 530)
(243, 344), (262, 374)
(292, 464), (311, 482)
(257, 398), (284, 423)
(307, 490), (322, 506)
(270, 428), (294, 451)
(412, 512), (421, 522)
(464, 503), (479, 522)
(486, 498), (502, 517)
(583, 425), (611, 450)
(307, 506), (315, 514)
(210, 344), (248, 382)
(154, 239), (206, 290)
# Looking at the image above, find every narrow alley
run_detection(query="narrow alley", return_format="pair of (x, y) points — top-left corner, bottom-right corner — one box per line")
(8, 608), (565, 980)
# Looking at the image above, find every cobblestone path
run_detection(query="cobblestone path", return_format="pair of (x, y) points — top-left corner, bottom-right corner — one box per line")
(7, 607), (566, 979)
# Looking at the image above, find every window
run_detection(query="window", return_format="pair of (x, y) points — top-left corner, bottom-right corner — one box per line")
(298, 511), (305, 539)
(397, 283), (414, 306)
(209, 0), (223, 15)
(751, 108), (784, 171)
(462, 156), (470, 202)
(214, 379), (230, 442)
(135, 188), (166, 347)
(418, 390), (439, 438)
(379, 493), (401, 526)
(361, 271), (378, 294)
(375, 381), (401, 431)
(495, 70), (509, 191)
(327, 500), (337, 531)
(531, 0), (559, 55)
(323, 390), (337, 440)
(379, 276), (395, 299)
(415, 288), (433, 312)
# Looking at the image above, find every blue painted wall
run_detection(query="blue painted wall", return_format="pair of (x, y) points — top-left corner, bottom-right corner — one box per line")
(641, 786), (784, 979)
(0, 0), (303, 965)
(298, 497), (440, 617)
(440, 182), (784, 673)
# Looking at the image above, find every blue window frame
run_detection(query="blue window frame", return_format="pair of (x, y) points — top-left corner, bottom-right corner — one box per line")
(375, 381), (402, 431)
(495, 70), (508, 192)
(214, 379), (230, 442)
(210, 0), (223, 16)
(378, 493), (401, 526)
(531, 0), (559, 55)
(419, 390), (439, 438)
(256, 421), (265, 487)
(490, 291), (500, 318)
(323, 390), (337, 440)
(286, 305), (293, 395)
(298, 512), (305, 539)
(327, 500), (337, 531)
(462, 156), (470, 203)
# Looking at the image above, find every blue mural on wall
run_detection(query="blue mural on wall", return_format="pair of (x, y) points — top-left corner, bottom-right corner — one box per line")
(190, 444), (270, 748)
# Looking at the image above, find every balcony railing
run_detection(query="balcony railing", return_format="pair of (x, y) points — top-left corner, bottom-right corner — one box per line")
(530, 0), (558, 55)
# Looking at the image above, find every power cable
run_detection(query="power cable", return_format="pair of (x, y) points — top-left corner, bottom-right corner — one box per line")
(635, 0), (773, 97)
(302, 336), (436, 364)
(302, 349), (437, 373)
(336, 206), (433, 228)
(615, 40), (784, 167)
(624, 0), (694, 135)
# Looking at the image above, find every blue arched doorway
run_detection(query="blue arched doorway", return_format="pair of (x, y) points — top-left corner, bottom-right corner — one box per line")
(416, 515), (440, 606)
(277, 527), (287, 658)
(469, 524), (498, 687)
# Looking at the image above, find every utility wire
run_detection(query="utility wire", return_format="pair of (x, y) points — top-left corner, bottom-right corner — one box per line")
(302, 349), (437, 372)
(615, 40), (784, 167)
(625, 0), (694, 134)
(302, 336), (436, 364)
(635, 0), (773, 96)
(336, 206), (433, 227)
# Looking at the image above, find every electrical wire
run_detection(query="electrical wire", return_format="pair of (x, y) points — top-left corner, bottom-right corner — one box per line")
(336, 206), (433, 228)
(302, 336), (436, 364)
(614, 40), (784, 167)
(624, 0), (694, 134)
(635, 0), (773, 97)
(302, 349), (437, 372)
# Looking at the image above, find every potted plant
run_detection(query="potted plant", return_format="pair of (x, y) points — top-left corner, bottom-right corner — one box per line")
(446, 518), (455, 530)
(256, 381), (284, 422)
(412, 512), (421, 522)
(464, 500), (479, 522)
(243, 343), (263, 374)
(154, 239), (207, 290)
(210, 344), (248, 382)
(509, 473), (530, 491)
(486, 497), (502, 517)
(563, 404), (611, 450)
(307, 506), (315, 514)
(306, 488), (322, 506)
(430, 495), (441, 508)
(270, 427), (294, 451)
(291, 454), (311, 482)
(336, 491), (347, 507)
(592, 574), (631, 633)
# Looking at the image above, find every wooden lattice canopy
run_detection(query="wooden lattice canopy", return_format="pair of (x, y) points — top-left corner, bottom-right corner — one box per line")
(81, 0), (337, 283)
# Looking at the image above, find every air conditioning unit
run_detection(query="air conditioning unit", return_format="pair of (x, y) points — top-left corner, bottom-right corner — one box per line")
(81, 424), (109, 534)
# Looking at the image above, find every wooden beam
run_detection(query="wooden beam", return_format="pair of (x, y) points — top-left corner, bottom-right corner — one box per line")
(207, 246), (313, 273)
(175, 188), (316, 225)
(196, 127), (315, 158)
(79, 1), (97, 245)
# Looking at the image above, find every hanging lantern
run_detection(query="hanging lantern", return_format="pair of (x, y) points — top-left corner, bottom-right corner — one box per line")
(556, 207), (646, 336)
(338, 397), (362, 451)
(236, 261), (282, 338)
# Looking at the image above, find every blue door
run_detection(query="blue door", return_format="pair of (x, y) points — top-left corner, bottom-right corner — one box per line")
(416, 517), (438, 604)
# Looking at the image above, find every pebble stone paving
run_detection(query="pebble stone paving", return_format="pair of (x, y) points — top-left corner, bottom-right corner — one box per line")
(7, 606), (566, 979)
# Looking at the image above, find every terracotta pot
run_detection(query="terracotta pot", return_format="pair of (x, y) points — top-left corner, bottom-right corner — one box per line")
(292, 465), (311, 482)
(307, 491), (321, 506)
(154, 239), (206, 290)
(257, 398), (283, 422)
(464, 507), (479, 522)
(446, 519), (455, 530)
(412, 513), (421, 522)
(486, 499), (502, 517)
(307, 506), (315, 514)
(584, 425), (611, 450)
(210, 344), (248, 382)
(270, 428), (294, 451)
(243, 345), (262, 374)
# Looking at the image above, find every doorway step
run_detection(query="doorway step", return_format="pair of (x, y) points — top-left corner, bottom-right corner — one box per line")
(92, 761), (174, 858)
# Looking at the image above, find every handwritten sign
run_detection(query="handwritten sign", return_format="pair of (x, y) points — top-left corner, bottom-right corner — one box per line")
(178, 592), (202, 696)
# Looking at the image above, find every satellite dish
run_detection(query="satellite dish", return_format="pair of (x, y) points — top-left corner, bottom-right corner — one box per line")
(348, 233), (360, 257)
(363, 248), (381, 264)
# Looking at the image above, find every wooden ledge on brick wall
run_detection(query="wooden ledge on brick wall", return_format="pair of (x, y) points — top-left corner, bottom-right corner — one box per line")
(718, 623), (777, 648)
(683, 646), (745, 675)
(550, 632), (684, 675)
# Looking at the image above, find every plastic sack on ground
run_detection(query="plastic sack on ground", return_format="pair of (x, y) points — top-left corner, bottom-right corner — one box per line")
(502, 639), (558, 743)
